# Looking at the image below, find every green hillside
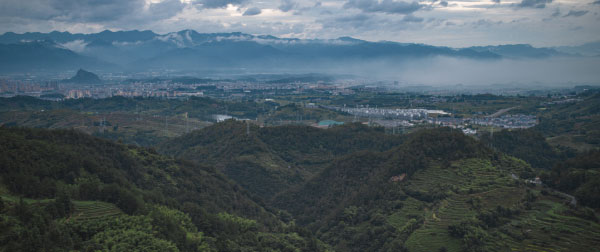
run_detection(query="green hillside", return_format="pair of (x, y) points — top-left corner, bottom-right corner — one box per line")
(0, 127), (327, 251)
(1, 102), (599, 251)
(536, 92), (600, 150)
(542, 150), (600, 208)
(159, 120), (404, 199)
(480, 128), (574, 169)
(273, 128), (600, 251)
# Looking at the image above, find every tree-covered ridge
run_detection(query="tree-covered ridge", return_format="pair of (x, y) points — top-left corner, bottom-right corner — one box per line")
(0, 126), (328, 251)
(1, 116), (599, 251)
(536, 92), (600, 148)
(159, 120), (404, 199)
(0, 127), (264, 216)
(0, 95), (350, 146)
(273, 128), (492, 225)
(0, 95), (274, 120)
(542, 150), (600, 208)
(273, 128), (600, 251)
(480, 128), (574, 169)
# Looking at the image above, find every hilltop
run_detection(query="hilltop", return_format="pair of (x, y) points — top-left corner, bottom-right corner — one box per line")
(63, 69), (102, 84)
(159, 120), (404, 199)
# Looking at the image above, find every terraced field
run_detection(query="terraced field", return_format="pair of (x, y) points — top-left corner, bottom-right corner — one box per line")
(396, 157), (600, 252)
(70, 201), (122, 221)
(493, 198), (600, 251)
(402, 158), (528, 252)
(403, 195), (469, 252)
(0, 194), (123, 221)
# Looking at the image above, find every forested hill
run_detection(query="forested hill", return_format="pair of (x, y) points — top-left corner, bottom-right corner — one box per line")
(0, 127), (327, 251)
(159, 120), (404, 199)
(273, 128), (600, 251)
(536, 92), (600, 149)
(2, 123), (599, 251)
(479, 128), (574, 169)
(274, 128), (493, 221)
(542, 150), (600, 208)
(0, 95), (274, 120)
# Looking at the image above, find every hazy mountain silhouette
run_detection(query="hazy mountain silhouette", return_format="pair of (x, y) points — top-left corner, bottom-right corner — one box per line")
(0, 29), (587, 73)
(0, 40), (109, 73)
(63, 69), (102, 84)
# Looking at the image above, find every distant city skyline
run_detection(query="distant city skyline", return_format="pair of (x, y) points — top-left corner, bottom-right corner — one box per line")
(0, 0), (599, 47)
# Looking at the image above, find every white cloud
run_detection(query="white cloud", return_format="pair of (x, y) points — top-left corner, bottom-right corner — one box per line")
(0, 0), (598, 47)
(60, 39), (88, 52)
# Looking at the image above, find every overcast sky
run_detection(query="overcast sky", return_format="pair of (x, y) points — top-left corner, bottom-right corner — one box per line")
(0, 0), (598, 47)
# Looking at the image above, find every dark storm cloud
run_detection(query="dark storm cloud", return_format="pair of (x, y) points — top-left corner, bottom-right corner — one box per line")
(593, 1), (600, 5)
(0, 0), (55, 20)
(344, 0), (424, 15)
(0, 0), (144, 22)
(439, 1), (448, 7)
(243, 7), (262, 16)
(279, 0), (297, 12)
(0, 0), (184, 24)
(318, 11), (429, 34)
(332, 14), (372, 26)
(402, 15), (424, 22)
(515, 0), (553, 9)
(472, 19), (503, 27)
(319, 14), (382, 31)
(195, 0), (248, 9)
(563, 10), (589, 18)
(491, 0), (501, 3)
(148, 0), (186, 20)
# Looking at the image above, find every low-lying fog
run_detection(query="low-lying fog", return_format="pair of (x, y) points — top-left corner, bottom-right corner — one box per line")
(320, 56), (600, 87)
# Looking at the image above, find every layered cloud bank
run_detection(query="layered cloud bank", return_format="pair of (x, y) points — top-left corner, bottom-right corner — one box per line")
(0, 0), (598, 47)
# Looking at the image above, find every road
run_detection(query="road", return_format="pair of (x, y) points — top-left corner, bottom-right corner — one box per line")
(488, 106), (519, 118)
(555, 191), (577, 206)
(510, 173), (577, 206)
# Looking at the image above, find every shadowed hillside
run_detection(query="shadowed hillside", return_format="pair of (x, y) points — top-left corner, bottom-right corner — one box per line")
(0, 127), (327, 251)
(159, 120), (405, 199)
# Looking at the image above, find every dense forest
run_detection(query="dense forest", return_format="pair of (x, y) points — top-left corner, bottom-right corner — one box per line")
(479, 128), (575, 169)
(1, 93), (600, 251)
(159, 121), (404, 199)
(0, 95), (273, 120)
(0, 127), (326, 251)
(541, 150), (600, 208)
(536, 92), (600, 148)
(160, 124), (600, 251)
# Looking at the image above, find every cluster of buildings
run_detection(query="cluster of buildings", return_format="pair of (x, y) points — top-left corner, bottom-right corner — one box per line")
(66, 89), (92, 99)
(425, 114), (537, 133)
(318, 103), (538, 134)
(0, 79), (60, 97)
(325, 105), (450, 120)
(427, 114), (537, 129)
(0, 74), (364, 101)
(468, 114), (537, 129)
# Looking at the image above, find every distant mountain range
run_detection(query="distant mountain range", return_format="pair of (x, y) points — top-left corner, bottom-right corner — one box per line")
(0, 29), (596, 74)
